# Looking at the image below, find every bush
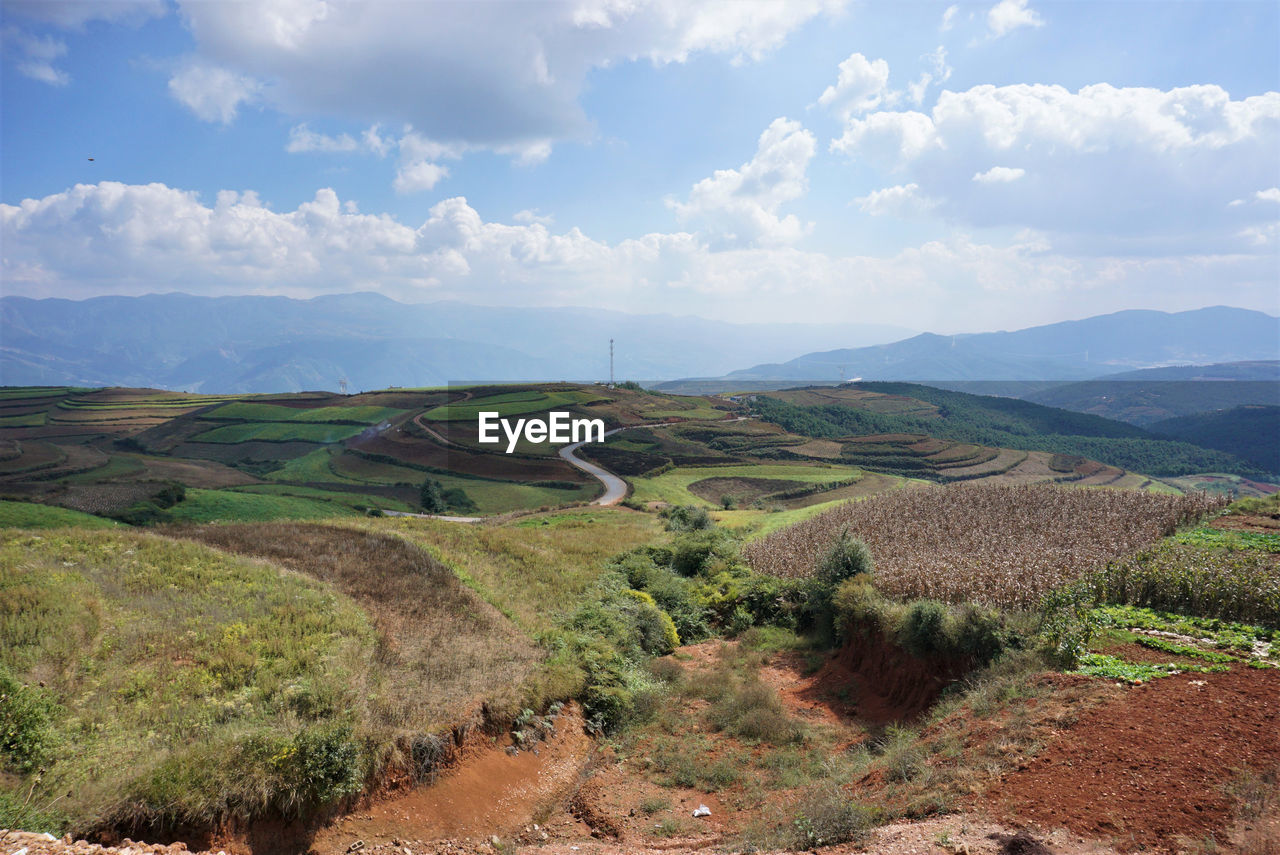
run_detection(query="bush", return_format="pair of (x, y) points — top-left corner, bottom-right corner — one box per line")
(663, 504), (713, 532)
(898, 600), (949, 658)
(814, 530), (874, 588)
(0, 666), (58, 774)
(721, 494), (737, 510)
(419, 479), (445, 513)
(1039, 580), (1101, 667)
(789, 786), (879, 849)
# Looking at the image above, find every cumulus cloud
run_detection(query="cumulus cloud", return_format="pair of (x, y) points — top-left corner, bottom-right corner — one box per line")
(1257, 188), (1280, 203)
(168, 64), (261, 124)
(668, 117), (816, 248)
(2, 181), (1275, 329)
(169, 0), (843, 158)
(855, 184), (938, 217)
(972, 166), (1026, 183)
(831, 82), (1280, 248)
(987, 0), (1043, 37)
(818, 53), (892, 119)
(393, 161), (450, 194)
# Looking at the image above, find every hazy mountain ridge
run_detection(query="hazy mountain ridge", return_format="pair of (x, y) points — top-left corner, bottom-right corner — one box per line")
(0, 292), (912, 392)
(723, 307), (1280, 382)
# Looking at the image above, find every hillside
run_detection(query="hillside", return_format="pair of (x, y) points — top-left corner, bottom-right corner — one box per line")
(1018, 361), (1280, 425)
(0, 293), (910, 391)
(749, 382), (1269, 480)
(1150, 405), (1280, 477)
(720, 307), (1280, 382)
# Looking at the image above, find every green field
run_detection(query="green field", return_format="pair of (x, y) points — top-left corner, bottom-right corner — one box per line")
(263, 447), (363, 484)
(423, 390), (596, 421)
(191, 422), (367, 444)
(228, 484), (415, 513)
(203, 402), (404, 424)
(165, 488), (362, 522)
(630, 462), (864, 506)
(0, 412), (47, 427)
(0, 499), (120, 529)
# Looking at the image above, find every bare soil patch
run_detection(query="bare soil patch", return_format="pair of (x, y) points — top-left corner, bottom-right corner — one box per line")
(983, 666), (1280, 851)
(687, 477), (807, 505)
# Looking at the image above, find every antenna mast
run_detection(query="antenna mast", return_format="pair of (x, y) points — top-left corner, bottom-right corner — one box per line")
(339, 378), (348, 395)
(609, 339), (614, 387)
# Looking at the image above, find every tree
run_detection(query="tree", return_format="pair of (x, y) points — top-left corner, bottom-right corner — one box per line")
(419, 479), (446, 513)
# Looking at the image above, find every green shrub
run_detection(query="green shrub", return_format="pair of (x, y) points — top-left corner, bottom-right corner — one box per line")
(815, 530), (874, 588)
(0, 666), (58, 774)
(789, 786), (879, 849)
(721, 494), (737, 510)
(419, 479), (445, 513)
(1039, 580), (1100, 667)
(898, 600), (949, 658)
(663, 505), (713, 533)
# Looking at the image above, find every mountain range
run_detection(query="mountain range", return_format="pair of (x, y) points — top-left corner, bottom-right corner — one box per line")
(719, 307), (1279, 383)
(0, 293), (911, 393)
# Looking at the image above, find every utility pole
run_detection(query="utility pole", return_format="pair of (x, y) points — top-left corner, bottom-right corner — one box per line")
(609, 339), (614, 387)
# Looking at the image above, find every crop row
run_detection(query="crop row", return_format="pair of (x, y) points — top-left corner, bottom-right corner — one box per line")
(743, 483), (1226, 609)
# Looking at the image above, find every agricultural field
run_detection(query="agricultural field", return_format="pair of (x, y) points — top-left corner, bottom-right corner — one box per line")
(629, 462), (865, 507)
(744, 483), (1227, 608)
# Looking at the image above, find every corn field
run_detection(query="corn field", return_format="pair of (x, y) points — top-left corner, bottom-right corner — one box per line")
(743, 484), (1227, 609)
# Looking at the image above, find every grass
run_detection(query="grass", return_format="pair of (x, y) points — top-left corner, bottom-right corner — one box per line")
(1174, 526), (1280, 553)
(202, 403), (403, 424)
(0, 499), (120, 529)
(229, 484), (415, 513)
(165, 489), (361, 523)
(0, 528), (378, 833)
(631, 463), (863, 507)
(263, 447), (362, 484)
(373, 509), (663, 634)
(422, 390), (593, 422)
(190, 422), (367, 443)
(0, 412), (47, 427)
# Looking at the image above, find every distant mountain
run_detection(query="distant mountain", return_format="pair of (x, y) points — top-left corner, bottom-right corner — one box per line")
(1021, 361), (1280, 426)
(1149, 405), (1280, 476)
(719, 307), (1280, 383)
(0, 293), (913, 393)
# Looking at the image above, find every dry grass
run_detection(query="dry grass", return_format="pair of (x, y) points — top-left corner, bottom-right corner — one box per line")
(172, 522), (539, 729)
(744, 484), (1225, 609)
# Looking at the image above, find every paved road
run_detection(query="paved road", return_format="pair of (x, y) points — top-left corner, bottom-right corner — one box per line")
(382, 509), (483, 523)
(559, 427), (628, 506)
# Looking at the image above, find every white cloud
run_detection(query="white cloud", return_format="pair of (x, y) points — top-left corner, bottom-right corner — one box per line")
(1257, 188), (1280, 203)
(514, 209), (555, 226)
(2, 181), (1275, 329)
(906, 47), (951, 106)
(3, 1), (165, 86)
(940, 4), (959, 31)
(168, 64), (261, 124)
(987, 0), (1043, 37)
(362, 124), (393, 158)
(7, 29), (69, 85)
(831, 83), (1280, 246)
(855, 184), (938, 217)
(286, 124), (358, 153)
(818, 53), (892, 119)
(170, 0), (843, 158)
(668, 117), (816, 248)
(393, 161), (450, 194)
(972, 166), (1026, 183)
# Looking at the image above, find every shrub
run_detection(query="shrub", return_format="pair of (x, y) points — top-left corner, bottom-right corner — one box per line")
(898, 600), (949, 658)
(721, 494), (737, 510)
(815, 530), (874, 588)
(1039, 580), (1101, 667)
(0, 665), (58, 774)
(789, 786), (879, 849)
(419, 479), (445, 513)
(663, 504), (713, 532)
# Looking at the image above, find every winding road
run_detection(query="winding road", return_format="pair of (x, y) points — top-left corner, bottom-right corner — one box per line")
(559, 427), (628, 506)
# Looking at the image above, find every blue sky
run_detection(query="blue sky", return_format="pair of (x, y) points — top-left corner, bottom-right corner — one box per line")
(2, 0), (1277, 332)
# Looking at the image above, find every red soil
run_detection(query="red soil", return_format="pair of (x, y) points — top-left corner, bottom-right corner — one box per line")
(984, 665), (1280, 851)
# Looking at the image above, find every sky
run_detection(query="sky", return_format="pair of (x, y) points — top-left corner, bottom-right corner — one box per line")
(1, 0), (1278, 333)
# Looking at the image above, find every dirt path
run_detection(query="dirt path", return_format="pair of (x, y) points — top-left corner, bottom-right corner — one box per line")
(983, 665), (1280, 850)
(310, 706), (594, 855)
